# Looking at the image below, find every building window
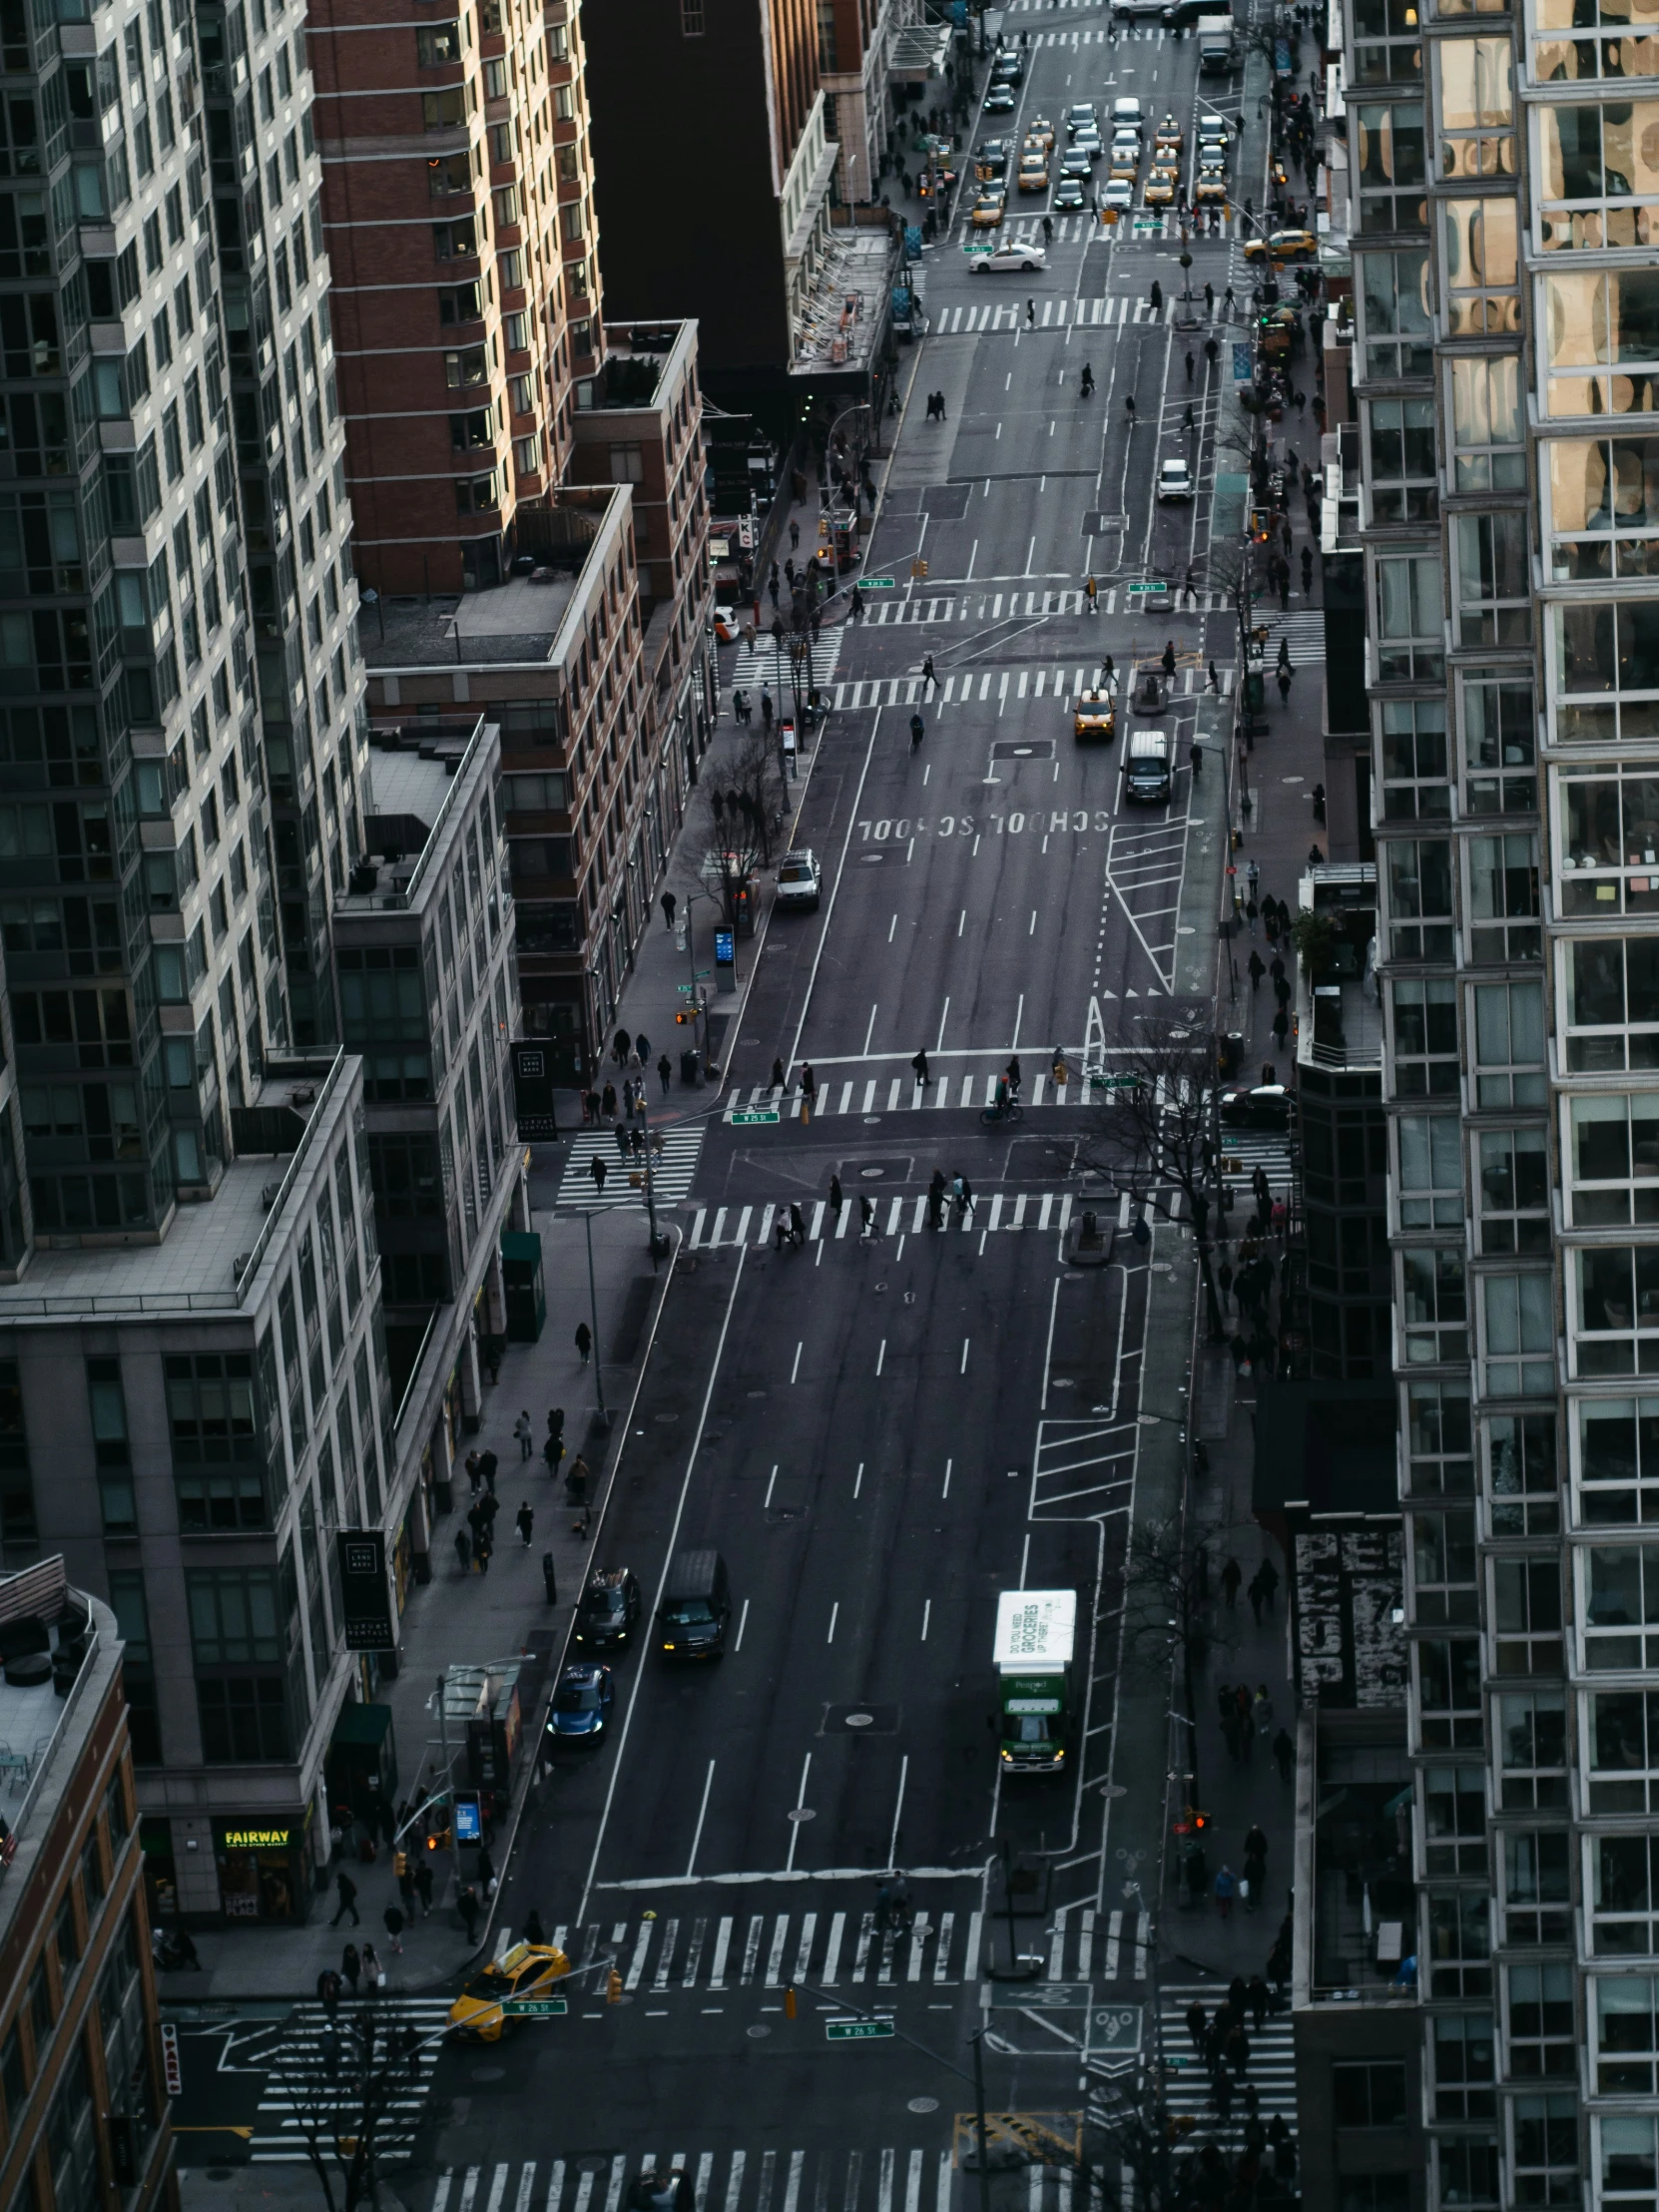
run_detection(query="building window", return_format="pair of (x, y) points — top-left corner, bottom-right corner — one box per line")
(1597, 1973), (1659, 2092)
(97, 1918), (155, 2146)
(1539, 100), (1659, 251)
(1590, 1688), (1659, 1812)
(1332, 2060), (1408, 2126)
(680, 0), (704, 32)
(1504, 1833), (1570, 1946)
(1380, 698), (1450, 821)
(1390, 976), (1458, 1094)
(1354, 102), (1427, 232)
(1506, 1963), (1575, 2078)
(1453, 512), (1531, 647)
(1411, 1504), (1477, 1624)
(1476, 1130), (1548, 1255)
(1441, 197), (1519, 333)
(1397, 1113), (1463, 1228)
(0, 1361), (36, 1550)
(86, 1357), (133, 1535)
(1487, 1411), (1559, 1536)
(166, 1354), (266, 1530)
(45, 2040), (97, 2212)
(1427, 1890), (1490, 1996)
(188, 1567), (290, 1763)
(1550, 432), (1659, 590)
(1449, 355), (1524, 493)
(1493, 1555), (1564, 1673)
(106, 1570), (158, 1763)
(1576, 1245), (1659, 1375)
(1434, 36), (1513, 179)
(1578, 1395), (1659, 1525)
(1569, 1092), (1659, 1229)
(1374, 552), (1443, 681)
(1542, 269), (1659, 423)
(1472, 978), (1545, 1104)
(1557, 765), (1659, 926)
(1434, 2140), (1499, 2209)
(443, 345), (487, 389)
(1367, 397), (1438, 525)
(1460, 667), (1534, 816)
(1400, 1244), (1468, 1362)
(1358, 248), (1432, 378)
(1585, 1545), (1659, 1671)
(1416, 1636), (1482, 1747)
(1497, 1689), (1567, 1808)
(1598, 2112), (1659, 2208)
(1384, 834), (1453, 957)
(1431, 2010), (1495, 2119)
(1423, 1764), (1486, 1875)
(1351, 0), (1421, 83)
(1408, 1379), (1473, 1495)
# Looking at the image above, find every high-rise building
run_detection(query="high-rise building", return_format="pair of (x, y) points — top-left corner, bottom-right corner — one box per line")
(1339, 0), (1659, 2194)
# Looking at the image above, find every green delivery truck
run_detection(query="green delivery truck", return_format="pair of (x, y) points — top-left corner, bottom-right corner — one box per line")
(994, 1589), (1078, 1776)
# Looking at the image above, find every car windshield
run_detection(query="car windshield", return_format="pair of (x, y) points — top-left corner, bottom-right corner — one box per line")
(781, 862), (812, 880)
(583, 1586), (625, 1615)
(556, 1680), (604, 1711)
(665, 1599), (715, 1624)
(461, 1969), (507, 1999)
(1013, 1716), (1051, 1744)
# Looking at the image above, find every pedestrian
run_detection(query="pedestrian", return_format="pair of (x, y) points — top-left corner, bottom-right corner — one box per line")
(1150, 279), (1163, 314)
(1221, 1556), (1242, 1610)
(1256, 1557), (1280, 1613)
(1245, 896), (1258, 934)
(953, 1172), (975, 1221)
(1026, 297), (1035, 327)
(1278, 667), (1293, 703)
(575, 1321), (592, 1365)
(1186, 1998), (1207, 2050)
(513, 1411), (532, 1460)
(1186, 349), (1195, 382)
(927, 1169), (946, 1230)
(1208, 660), (1220, 691)
(1224, 282), (1236, 316)
(912, 1048), (931, 1086)
(829, 1173), (843, 1228)
(1253, 1683), (1275, 1735)
(1219, 1258), (1234, 1312)
(1273, 1727), (1295, 1782)
(662, 889), (677, 932)
(1247, 950), (1265, 990)
(1248, 1974), (1271, 2032)
(1162, 639), (1178, 678)
(790, 1203), (807, 1247)
(858, 1195), (876, 1239)
(414, 1858), (434, 1915)
(601, 1080), (617, 1119)
(331, 1870), (360, 1929)
(566, 1452), (591, 1507)
(362, 1941), (383, 1994)
(588, 1156), (607, 1198)
(516, 1501), (534, 1546)
(657, 1052), (672, 1096)
(1124, 393), (1136, 424)
(791, 519), (801, 551)
(1245, 1820), (1268, 1867)
(457, 1885), (481, 1943)
(635, 1030), (651, 1065)
(1215, 1866), (1236, 1923)
(801, 1063), (817, 1116)
(1272, 1004), (1290, 1053)
(1226, 2021), (1251, 2078)
(341, 1941), (361, 1994)
(1204, 279), (1214, 314)
(1212, 2067), (1234, 2123)
(1184, 1838), (1209, 1908)
(453, 1527), (471, 1572)
(1084, 573), (1098, 613)
(318, 1967), (342, 2019)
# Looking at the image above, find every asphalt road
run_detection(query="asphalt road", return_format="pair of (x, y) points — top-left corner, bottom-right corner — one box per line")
(405, 9), (1253, 2203)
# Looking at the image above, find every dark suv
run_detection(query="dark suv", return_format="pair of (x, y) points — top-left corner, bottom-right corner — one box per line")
(573, 1567), (642, 1653)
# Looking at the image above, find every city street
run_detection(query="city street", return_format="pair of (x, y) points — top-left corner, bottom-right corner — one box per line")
(357, 5), (1286, 2203)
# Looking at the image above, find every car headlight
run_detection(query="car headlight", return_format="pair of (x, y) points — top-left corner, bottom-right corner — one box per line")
(1000, 1748), (1012, 1761)
(663, 1642), (677, 1650)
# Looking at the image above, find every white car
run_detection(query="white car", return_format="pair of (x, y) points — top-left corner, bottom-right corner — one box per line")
(776, 850), (823, 910)
(1111, 97), (1145, 130)
(1158, 457), (1195, 501)
(1101, 178), (1135, 211)
(970, 242), (1048, 274)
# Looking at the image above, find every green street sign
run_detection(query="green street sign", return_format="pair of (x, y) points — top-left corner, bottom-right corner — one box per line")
(861, 577), (897, 589)
(677, 984), (696, 995)
(731, 1109), (781, 1126)
(501, 1997), (568, 2017)
(827, 2018), (894, 2042)
(1090, 1073), (1140, 1091)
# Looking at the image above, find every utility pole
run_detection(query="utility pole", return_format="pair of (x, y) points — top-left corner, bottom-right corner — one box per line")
(583, 1211), (609, 1432)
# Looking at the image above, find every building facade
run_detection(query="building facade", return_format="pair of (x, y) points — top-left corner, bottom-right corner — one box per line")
(308, 0), (601, 596)
(0, 1562), (175, 2212)
(1341, 0), (1659, 2196)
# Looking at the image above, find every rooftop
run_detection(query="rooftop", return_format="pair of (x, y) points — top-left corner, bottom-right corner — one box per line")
(0, 1559), (120, 1880)
(792, 228), (895, 377)
(337, 720), (490, 914)
(0, 1055), (353, 1318)
(574, 321), (694, 415)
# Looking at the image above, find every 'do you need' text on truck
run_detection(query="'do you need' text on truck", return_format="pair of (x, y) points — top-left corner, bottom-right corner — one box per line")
(994, 1588), (1078, 1775)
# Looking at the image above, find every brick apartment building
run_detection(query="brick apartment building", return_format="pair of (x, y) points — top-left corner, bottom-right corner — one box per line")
(308, 0), (602, 593)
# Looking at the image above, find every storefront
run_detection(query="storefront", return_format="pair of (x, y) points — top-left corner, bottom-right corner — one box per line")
(140, 1820), (178, 1923)
(214, 1814), (309, 1923)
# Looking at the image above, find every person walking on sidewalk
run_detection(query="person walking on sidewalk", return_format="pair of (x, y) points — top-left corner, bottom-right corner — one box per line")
(1253, 1557), (1280, 1615)
(1244, 1845), (1267, 1913)
(1253, 1683), (1276, 1736)
(361, 1942), (383, 1994)
(515, 1412), (533, 1459)
(414, 1858), (434, 1917)
(516, 1501), (534, 1547)
(657, 1053), (672, 1096)
(575, 1322), (592, 1366)
(588, 1157), (607, 1199)
(662, 890), (677, 931)
(318, 1967), (342, 2020)
(331, 1870), (360, 1928)
(1248, 949), (1265, 992)
(457, 1886), (481, 1945)
(1221, 1556), (1243, 1609)
(1214, 1866), (1237, 1923)
(453, 1528), (471, 1573)
(1247, 1973), (1272, 2032)
(800, 1064), (817, 1117)
(1273, 1727), (1295, 1782)
(341, 1942), (361, 1995)
(1184, 1836), (1209, 1909)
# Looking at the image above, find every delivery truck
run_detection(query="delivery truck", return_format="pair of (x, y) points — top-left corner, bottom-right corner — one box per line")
(993, 1589), (1078, 1776)
(1198, 13), (1236, 70)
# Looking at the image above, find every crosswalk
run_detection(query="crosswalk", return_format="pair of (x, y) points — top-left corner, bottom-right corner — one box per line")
(690, 1187), (1084, 1250)
(542, 1904), (1149, 1992)
(554, 1123), (708, 1211)
(1255, 610), (1326, 657)
(826, 658), (1236, 714)
(248, 1996), (452, 2164)
(726, 1065), (1142, 1120)
(1154, 1984), (1297, 2146)
(727, 626), (846, 696)
(930, 286), (1212, 333)
(856, 590), (1232, 626)
(430, 2147), (956, 2212)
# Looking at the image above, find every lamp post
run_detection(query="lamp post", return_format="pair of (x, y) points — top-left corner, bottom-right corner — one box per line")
(582, 1211), (609, 1433)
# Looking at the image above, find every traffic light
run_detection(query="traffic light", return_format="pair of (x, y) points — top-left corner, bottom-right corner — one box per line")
(606, 1968), (623, 2004)
(784, 1986), (798, 2021)
(910, 557), (928, 580)
(675, 1008), (695, 1025)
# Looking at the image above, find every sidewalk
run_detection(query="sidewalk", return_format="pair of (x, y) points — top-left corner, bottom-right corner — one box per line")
(154, 1204), (676, 2001)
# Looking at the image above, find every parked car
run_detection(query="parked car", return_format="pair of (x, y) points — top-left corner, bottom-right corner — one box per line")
(546, 1661), (615, 1745)
(573, 1567), (643, 1653)
(1219, 1083), (1295, 1130)
(776, 849), (824, 908)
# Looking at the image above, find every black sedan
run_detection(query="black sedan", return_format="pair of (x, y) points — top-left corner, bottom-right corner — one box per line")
(573, 1566), (642, 1653)
(1219, 1083), (1294, 1131)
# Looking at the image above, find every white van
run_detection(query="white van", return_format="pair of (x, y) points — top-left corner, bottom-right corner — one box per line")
(1123, 728), (1173, 804)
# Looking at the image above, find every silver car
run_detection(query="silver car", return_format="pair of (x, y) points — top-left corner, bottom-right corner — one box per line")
(776, 851), (823, 910)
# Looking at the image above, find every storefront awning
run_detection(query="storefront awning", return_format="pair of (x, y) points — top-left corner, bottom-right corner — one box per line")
(889, 23), (953, 82)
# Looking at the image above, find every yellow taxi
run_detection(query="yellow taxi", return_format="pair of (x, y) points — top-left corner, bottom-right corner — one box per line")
(1017, 157), (1050, 192)
(1108, 148), (1140, 183)
(1194, 171), (1230, 206)
(1073, 687), (1117, 743)
(447, 1940), (572, 2042)
(1153, 116), (1183, 152)
(1243, 228), (1319, 264)
(1144, 168), (1179, 205)
(1026, 116), (1056, 149)
(971, 188), (1007, 227)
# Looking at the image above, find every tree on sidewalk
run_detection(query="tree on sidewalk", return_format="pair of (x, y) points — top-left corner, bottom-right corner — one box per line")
(704, 729), (784, 924)
(1116, 1507), (1235, 1821)
(271, 2006), (433, 2212)
(1077, 1015), (1230, 1343)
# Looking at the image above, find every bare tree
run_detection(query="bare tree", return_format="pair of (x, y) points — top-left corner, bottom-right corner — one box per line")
(271, 2006), (432, 2212)
(1116, 1509), (1237, 1820)
(703, 729), (784, 922)
(1076, 1016), (1229, 1343)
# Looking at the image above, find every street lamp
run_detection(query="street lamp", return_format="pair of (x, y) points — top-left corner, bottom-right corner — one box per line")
(582, 1210), (610, 1433)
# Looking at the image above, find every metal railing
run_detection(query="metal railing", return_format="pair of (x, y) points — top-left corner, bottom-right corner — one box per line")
(232, 1049), (348, 1297)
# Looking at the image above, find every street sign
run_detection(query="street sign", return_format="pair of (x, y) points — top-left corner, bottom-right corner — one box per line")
(1090, 1073), (1140, 1091)
(677, 983), (695, 995)
(161, 2023), (182, 2097)
(827, 2017), (894, 2041)
(501, 1997), (569, 2017)
(454, 1793), (481, 1844)
(862, 577), (897, 589)
(731, 1110), (781, 1127)
(1086, 2006), (1142, 2053)
(990, 1980), (1093, 2011)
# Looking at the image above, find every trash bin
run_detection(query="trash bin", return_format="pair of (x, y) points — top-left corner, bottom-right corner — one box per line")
(1219, 1031), (1245, 1079)
(680, 1048), (702, 1086)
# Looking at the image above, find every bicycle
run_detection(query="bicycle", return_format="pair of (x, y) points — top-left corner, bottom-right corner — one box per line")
(980, 1098), (1024, 1126)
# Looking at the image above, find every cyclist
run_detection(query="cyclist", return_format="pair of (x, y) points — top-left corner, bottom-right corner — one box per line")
(909, 711), (925, 748)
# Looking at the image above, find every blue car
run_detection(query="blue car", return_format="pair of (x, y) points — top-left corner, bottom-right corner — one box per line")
(547, 1661), (614, 1746)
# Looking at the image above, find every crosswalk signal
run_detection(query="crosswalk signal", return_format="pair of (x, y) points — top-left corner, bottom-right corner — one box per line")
(910, 558), (928, 580)
(784, 1986), (798, 2021)
(675, 1008), (694, 1025)
(606, 1969), (623, 2004)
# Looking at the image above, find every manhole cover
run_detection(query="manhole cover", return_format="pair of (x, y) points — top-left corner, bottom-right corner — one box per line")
(991, 739), (1055, 761)
(860, 852), (885, 864)
(207, 2174), (235, 2185)
(471, 2065), (506, 2082)
(748, 2024), (771, 2039)
(847, 1713), (873, 1727)
(787, 1808), (817, 1823)
(655, 1412), (679, 1422)
(860, 1166), (885, 1179)
(909, 2097), (940, 2114)
(825, 1703), (900, 1734)
(1101, 1783), (1128, 1799)
(1281, 775), (1304, 784)
(747, 1389), (768, 1398)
